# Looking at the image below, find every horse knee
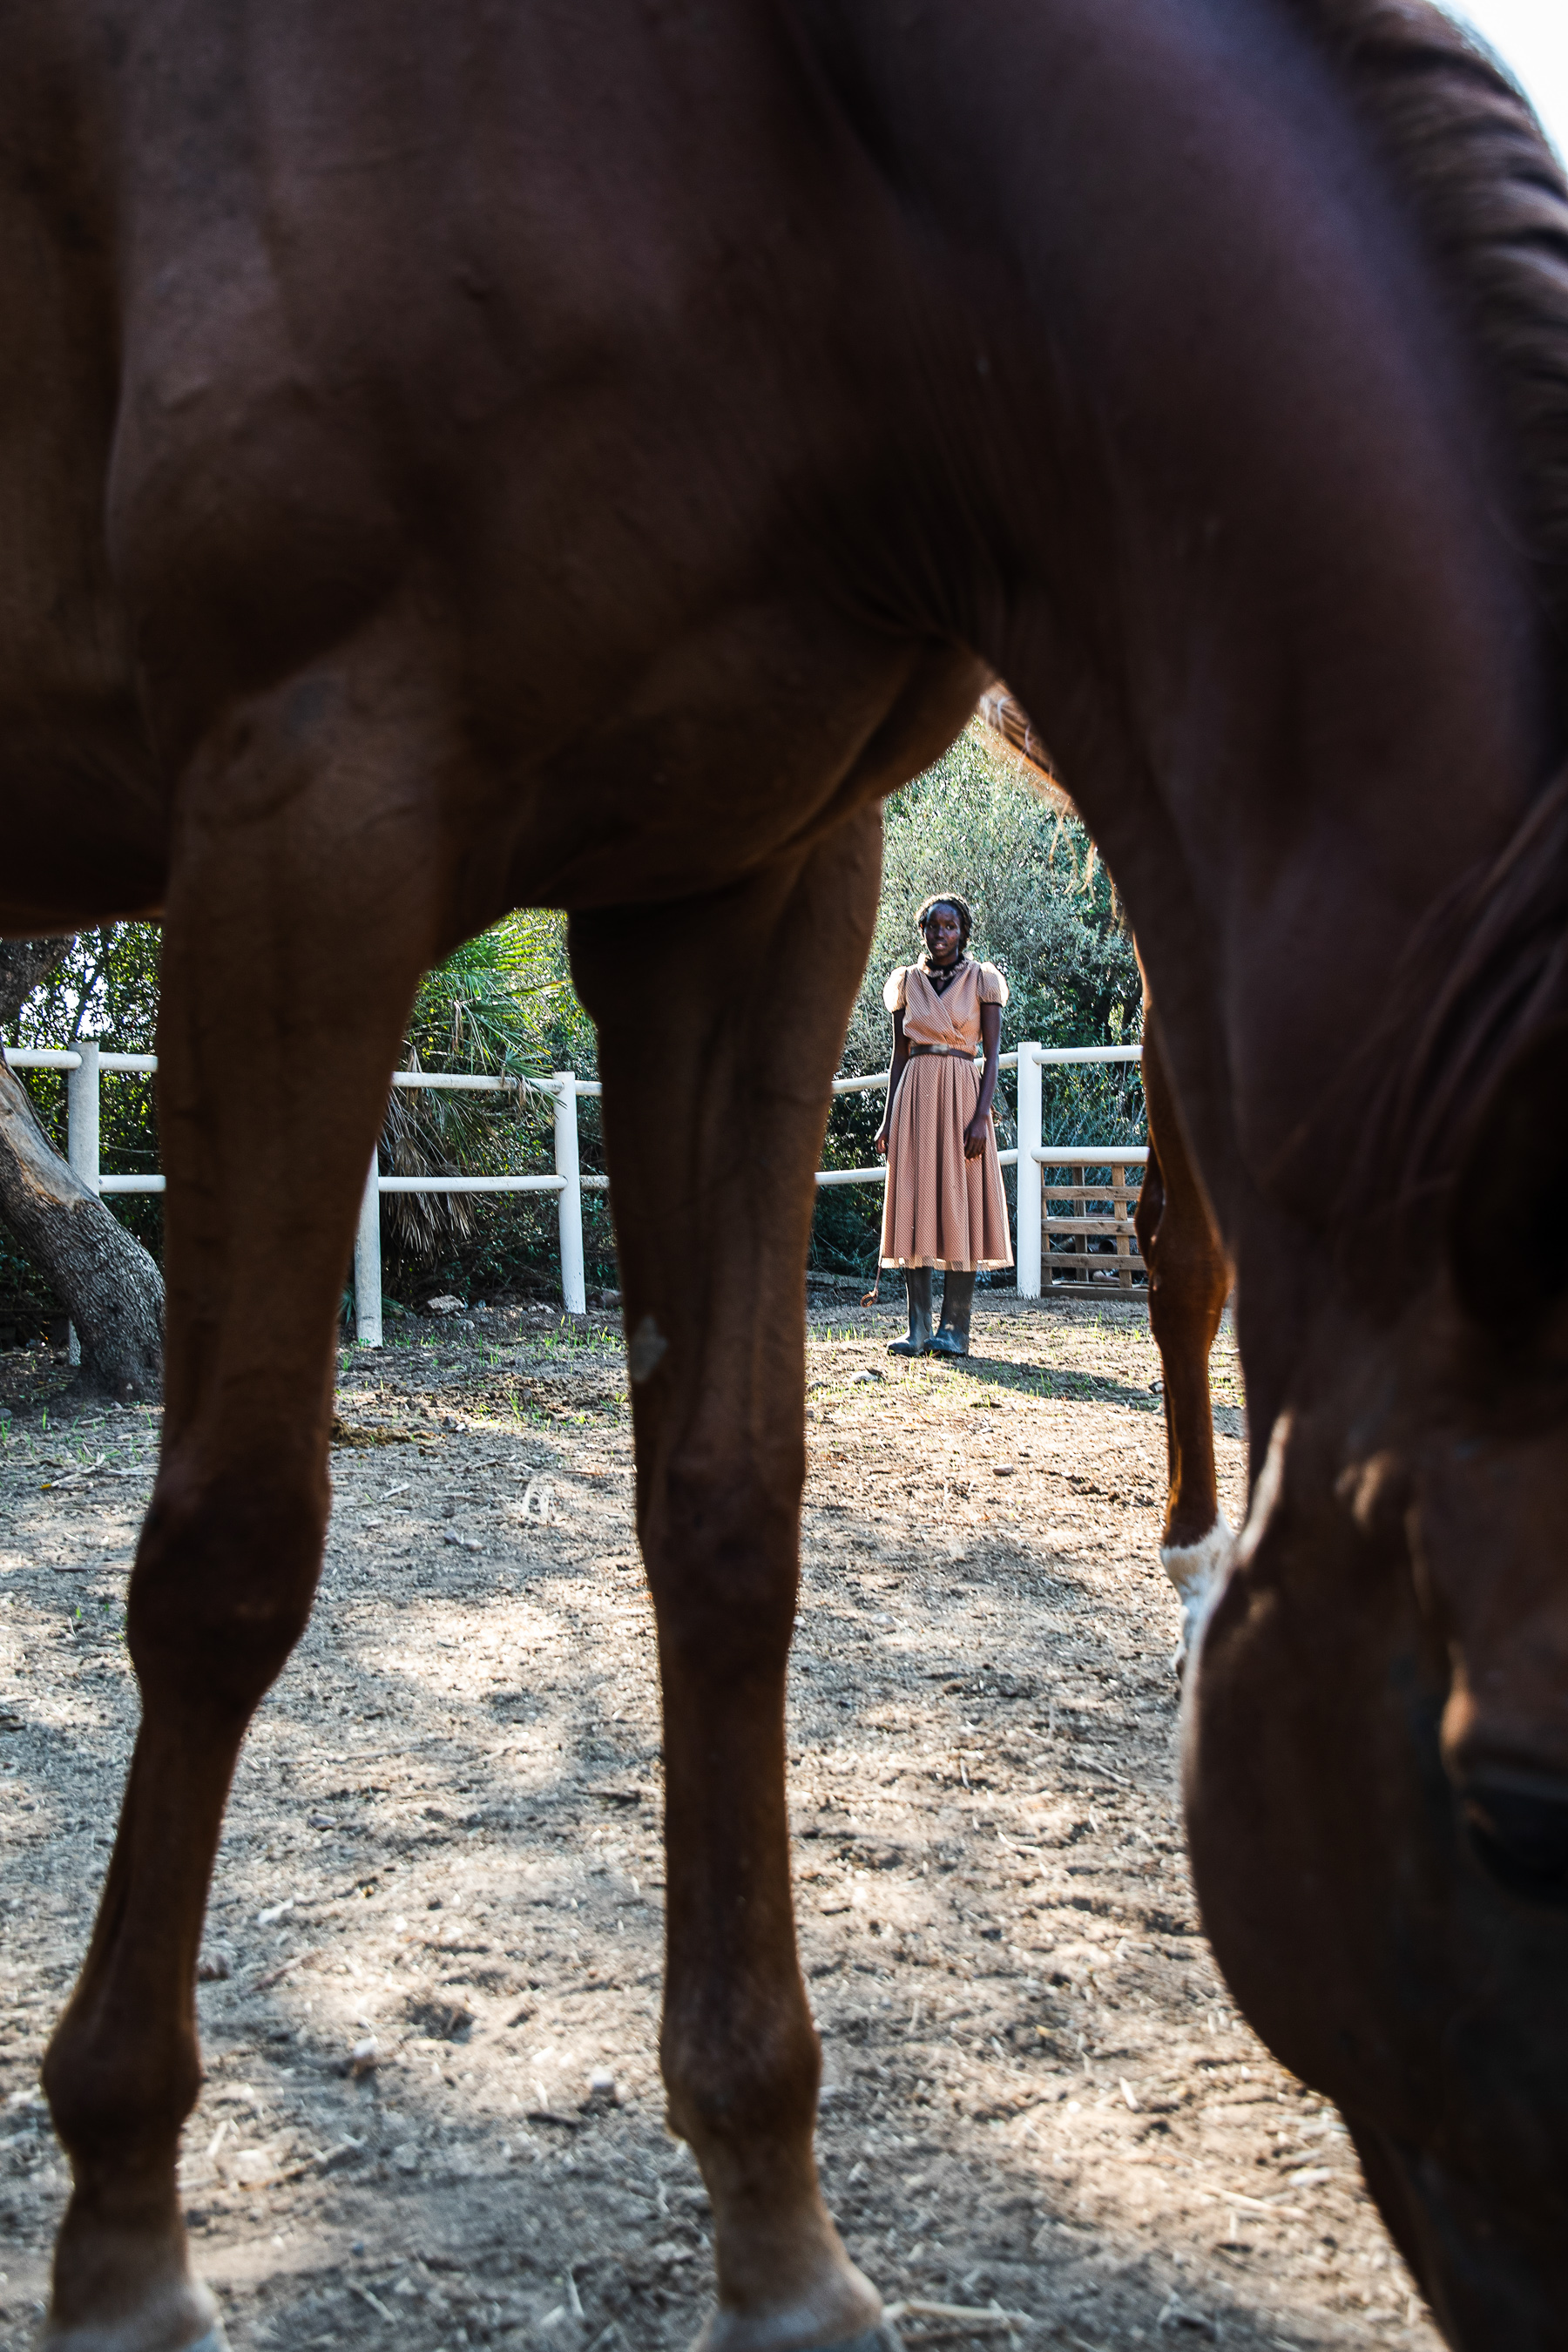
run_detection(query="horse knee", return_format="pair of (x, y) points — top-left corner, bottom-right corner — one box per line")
(127, 1450), (328, 1711)
(663, 1983), (821, 2151)
(44, 2010), (202, 2176)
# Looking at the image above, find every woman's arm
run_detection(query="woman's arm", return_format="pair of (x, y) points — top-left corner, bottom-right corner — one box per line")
(963, 1002), (1002, 1159)
(873, 1010), (909, 1157)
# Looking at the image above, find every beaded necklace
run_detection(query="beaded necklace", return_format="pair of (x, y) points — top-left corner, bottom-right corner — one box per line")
(921, 950), (968, 997)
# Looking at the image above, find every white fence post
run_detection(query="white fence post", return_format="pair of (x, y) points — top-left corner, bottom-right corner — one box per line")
(555, 1074), (587, 1315)
(354, 1149), (382, 1348)
(1016, 1040), (1042, 1299)
(65, 1040), (100, 1366)
(67, 1039), (101, 1194)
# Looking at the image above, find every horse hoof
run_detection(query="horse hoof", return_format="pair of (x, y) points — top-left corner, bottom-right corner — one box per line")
(692, 2280), (890, 2352)
(43, 2310), (231, 2352)
(698, 2331), (897, 2352)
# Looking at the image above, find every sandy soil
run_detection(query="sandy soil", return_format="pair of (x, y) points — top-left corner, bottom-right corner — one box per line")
(0, 1291), (1440, 2352)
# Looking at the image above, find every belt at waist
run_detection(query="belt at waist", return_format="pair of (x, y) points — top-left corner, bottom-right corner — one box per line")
(908, 1044), (977, 1060)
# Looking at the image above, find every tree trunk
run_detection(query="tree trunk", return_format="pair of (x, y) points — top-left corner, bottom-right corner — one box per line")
(0, 1030), (165, 1402)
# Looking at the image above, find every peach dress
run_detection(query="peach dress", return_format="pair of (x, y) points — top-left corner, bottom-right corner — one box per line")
(879, 957), (1014, 1271)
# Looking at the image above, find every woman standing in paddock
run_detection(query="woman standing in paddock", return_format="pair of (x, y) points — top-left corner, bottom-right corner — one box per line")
(874, 893), (1013, 1355)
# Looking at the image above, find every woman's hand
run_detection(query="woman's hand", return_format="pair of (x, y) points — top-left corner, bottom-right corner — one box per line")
(874, 1125), (889, 1159)
(965, 1002), (1002, 1160)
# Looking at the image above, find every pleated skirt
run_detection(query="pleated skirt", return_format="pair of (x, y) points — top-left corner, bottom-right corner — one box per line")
(879, 1055), (1014, 1270)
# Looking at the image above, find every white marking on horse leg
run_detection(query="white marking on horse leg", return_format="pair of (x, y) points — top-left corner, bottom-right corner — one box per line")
(628, 1315), (668, 1382)
(1163, 1412), (1294, 1673)
(1160, 1514), (1237, 1667)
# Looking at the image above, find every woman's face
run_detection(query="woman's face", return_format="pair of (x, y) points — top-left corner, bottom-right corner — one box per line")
(923, 905), (963, 966)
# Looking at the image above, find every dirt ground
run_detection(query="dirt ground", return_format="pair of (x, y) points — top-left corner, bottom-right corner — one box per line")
(0, 1288), (1442, 2352)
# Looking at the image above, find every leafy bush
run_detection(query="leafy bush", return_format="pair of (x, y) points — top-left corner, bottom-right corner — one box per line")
(1, 927), (164, 1331)
(812, 721), (1145, 1277)
(377, 911), (614, 1302)
(842, 723), (1141, 1070)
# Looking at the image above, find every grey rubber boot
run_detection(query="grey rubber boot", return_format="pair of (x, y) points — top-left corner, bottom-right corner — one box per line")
(930, 1268), (977, 1356)
(887, 1267), (934, 1355)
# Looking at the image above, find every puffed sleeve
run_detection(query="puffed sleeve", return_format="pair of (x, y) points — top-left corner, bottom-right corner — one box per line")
(882, 965), (909, 1013)
(977, 962), (1010, 1007)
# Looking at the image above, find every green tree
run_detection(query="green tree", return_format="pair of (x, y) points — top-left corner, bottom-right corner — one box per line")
(811, 721), (1146, 1276)
(3, 923), (165, 1255)
(376, 912), (615, 1303)
(0, 929), (165, 1393)
(843, 721), (1141, 1071)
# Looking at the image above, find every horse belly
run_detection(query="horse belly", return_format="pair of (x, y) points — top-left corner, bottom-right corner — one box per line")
(490, 618), (987, 915)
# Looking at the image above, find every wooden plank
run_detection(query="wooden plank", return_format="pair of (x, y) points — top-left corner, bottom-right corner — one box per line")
(1042, 1184), (1145, 1205)
(1044, 1266), (1146, 1278)
(1048, 1251), (1146, 1270)
(1047, 1260), (1148, 1274)
(1045, 1219), (1146, 1246)
(1047, 1268), (1147, 1282)
(1044, 1254), (1149, 1267)
(1037, 1280), (1148, 1296)
(1113, 1163), (1132, 1290)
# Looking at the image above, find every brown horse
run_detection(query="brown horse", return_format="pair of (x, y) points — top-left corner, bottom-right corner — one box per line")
(4, 3), (1568, 2348)
(977, 685), (1237, 1660)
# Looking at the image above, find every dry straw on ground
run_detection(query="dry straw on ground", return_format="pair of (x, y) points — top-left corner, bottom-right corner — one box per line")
(0, 1294), (1435, 2350)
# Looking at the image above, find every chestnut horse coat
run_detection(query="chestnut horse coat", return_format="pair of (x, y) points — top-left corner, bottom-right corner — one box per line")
(3, 5), (1567, 2350)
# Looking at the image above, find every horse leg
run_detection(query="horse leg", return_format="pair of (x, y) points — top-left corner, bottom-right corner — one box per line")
(39, 652), (454, 2352)
(571, 811), (884, 2352)
(1135, 1004), (1235, 1664)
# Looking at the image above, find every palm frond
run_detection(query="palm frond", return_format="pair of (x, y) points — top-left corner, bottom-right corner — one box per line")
(383, 918), (569, 1263)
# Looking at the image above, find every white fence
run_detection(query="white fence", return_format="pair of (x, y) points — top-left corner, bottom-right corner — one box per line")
(823, 1044), (1147, 1300)
(3, 1038), (1146, 1342)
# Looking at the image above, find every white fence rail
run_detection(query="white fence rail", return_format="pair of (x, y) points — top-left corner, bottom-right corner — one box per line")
(821, 1043), (1146, 1300)
(3, 1036), (1146, 1342)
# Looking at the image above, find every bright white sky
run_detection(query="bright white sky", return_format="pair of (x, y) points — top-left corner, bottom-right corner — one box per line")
(1442, 0), (1568, 164)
